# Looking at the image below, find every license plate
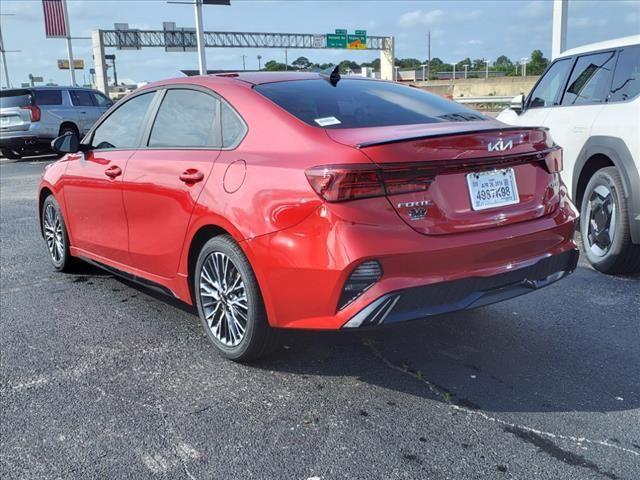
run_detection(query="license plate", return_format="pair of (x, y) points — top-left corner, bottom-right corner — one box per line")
(0, 116), (10, 125)
(466, 168), (519, 211)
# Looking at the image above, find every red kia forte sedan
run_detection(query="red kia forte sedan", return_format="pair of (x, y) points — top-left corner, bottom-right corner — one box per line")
(39, 72), (579, 361)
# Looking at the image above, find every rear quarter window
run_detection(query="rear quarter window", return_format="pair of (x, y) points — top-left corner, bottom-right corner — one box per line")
(255, 78), (485, 128)
(33, 90), (63, 106)
(609, 45), (640, 102)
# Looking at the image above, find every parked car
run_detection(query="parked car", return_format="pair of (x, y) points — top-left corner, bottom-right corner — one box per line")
(39, 72), (579, 361)
(498, 35), (640, 274)
(0, 86), (113, 159)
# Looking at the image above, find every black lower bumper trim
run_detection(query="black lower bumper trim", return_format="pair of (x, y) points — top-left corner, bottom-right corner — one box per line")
(344, 248), (579, 328)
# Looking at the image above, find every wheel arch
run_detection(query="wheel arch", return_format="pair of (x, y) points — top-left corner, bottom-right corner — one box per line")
(58, 121), (79, 136)
(572, 136), (640, 243)
(38, 186), (55, 237)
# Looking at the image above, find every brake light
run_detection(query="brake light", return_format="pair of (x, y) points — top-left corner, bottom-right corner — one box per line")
(21, 105), (41, 122)
(305, 164), (433, 202)
(544, 147), (563, 173)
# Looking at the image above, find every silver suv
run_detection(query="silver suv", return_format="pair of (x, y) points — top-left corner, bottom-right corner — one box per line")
(0, 86), (113, 159)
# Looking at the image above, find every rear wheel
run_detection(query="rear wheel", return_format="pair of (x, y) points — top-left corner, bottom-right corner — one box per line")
(1, 148), (21, 160)
(41, 195), (75, 272)
(580, 167), (640, 274)
(59, 124), (79, 137)
(194, 235), (279, 362)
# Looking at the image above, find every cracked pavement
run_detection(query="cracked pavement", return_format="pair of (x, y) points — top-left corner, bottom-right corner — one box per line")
(1, 160), (639, 479)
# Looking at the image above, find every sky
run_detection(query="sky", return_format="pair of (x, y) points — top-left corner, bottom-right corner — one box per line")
(1, 0), (639, 87)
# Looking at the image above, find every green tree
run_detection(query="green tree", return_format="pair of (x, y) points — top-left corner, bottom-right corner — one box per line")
(456, 57), (472, 69)
(338, 60), (359, 73)
(528, 49), (549, 75)
(263, 60), (287, 71)
(494, 55), (513, 69)
(395, 57), (422, 69)
(292, 56), (311, 70)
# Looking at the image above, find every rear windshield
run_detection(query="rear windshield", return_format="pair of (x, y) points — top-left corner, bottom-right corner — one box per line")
(0, 91), (33, 108)
(254, 78), (485, 128)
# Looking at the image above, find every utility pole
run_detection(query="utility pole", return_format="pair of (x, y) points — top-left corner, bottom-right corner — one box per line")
(426, 31), (431, 82)
(257, 54), (262, 70)
(284, 48), (288, 70)
(194, 0), (207, 74)
(241, 54), (246, 70)
(0, 23), (11, 88)
(485, 58), (489, 79)
(61, 0), (76, 86)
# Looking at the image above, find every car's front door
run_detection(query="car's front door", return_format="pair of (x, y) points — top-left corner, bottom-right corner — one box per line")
(122, 87), (220, 278)
(63, 91), (156, 265)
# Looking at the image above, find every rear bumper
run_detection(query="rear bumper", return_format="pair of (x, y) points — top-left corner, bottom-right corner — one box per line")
(0, 134), (52, 152)
(344, 248), (579, 328)
(244, 189), (579, 330)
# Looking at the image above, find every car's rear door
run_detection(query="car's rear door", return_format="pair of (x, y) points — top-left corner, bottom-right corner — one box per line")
(63, 91), (157, 265)
(122, 87), (220, 278)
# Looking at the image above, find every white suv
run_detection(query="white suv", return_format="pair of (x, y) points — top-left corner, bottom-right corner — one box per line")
(498, 35), (640, 274)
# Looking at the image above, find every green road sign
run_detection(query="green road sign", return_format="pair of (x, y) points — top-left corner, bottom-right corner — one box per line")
(327, 33), (347, 48)
(335, 29), (347, 35)
(347, 33), (367, 49)
(355, 30), (367, 36)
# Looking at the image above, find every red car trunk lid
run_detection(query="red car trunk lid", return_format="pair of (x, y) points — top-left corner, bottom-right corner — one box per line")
(326, 125), (561, 235)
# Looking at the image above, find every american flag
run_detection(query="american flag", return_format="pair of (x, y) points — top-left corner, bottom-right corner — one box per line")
(42, 0), (68, 38)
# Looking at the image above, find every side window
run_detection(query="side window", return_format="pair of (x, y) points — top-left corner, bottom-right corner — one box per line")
(561, 51), (616, 105)
(33, 89), (62, 106)
(609, 45), (640, 102)
(148, 89), (218, 148)
(91, 92), (154, 150)
(70, 90), (94, 107)
(527, 59), (572, 109)
(221, 102), (246, 148)
(90, 91), (113, 108)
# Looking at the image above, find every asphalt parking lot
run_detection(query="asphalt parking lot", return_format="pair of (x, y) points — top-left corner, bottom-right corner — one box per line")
(1, 159), (639, 480)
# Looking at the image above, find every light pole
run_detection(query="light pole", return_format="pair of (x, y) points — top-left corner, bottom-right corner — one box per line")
(463, 64), (469, 79)
(241, 54), (246, 70)
(193, 0), (207, 74)
(420, 63), (426, 82)
(394, 65), (399, 81)
(257, 54), (262, 70)
(520, 57), (529, 77)
(452, 63), (456, 81)
(484, 58), (489, 79)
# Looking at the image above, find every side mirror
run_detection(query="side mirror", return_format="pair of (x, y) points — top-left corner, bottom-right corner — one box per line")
(510, 94), (525, 114)
(51, 132), (80, 155)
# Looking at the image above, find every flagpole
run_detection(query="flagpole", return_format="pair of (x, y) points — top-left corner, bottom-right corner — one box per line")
(61, 0), (75, 86)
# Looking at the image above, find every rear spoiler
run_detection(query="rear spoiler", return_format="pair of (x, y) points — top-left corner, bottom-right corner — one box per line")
(356, 126), (550, 149)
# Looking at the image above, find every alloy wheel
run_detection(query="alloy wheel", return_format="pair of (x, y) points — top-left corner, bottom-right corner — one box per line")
(199, 252), (248, 347)
(43, 204), (64, 263)
(585, 184), (616, 258)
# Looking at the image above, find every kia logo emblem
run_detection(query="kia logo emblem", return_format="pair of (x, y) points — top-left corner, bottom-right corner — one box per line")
(487, 139), (514, 152)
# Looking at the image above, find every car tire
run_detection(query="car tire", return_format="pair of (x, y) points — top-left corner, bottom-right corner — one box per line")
(194, 235), (280, 362)
(580, 167), (640, 274)
(59, 124), (79, 137)
(41, 195), (76, 272)
(1, 148), (21, 160)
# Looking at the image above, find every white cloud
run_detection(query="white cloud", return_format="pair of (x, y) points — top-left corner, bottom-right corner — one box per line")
(464, 39), (483, 45)
(398, 9), (445, 28)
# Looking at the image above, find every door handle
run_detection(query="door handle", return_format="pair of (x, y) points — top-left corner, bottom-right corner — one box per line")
(105, 165), (122, 178)
(179, 169), (205, 184)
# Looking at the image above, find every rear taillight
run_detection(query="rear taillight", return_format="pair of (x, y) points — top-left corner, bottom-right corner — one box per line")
(544, 147), (563, 173)
(21, 105), (41, 122)
(305, 164), (433, 202)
